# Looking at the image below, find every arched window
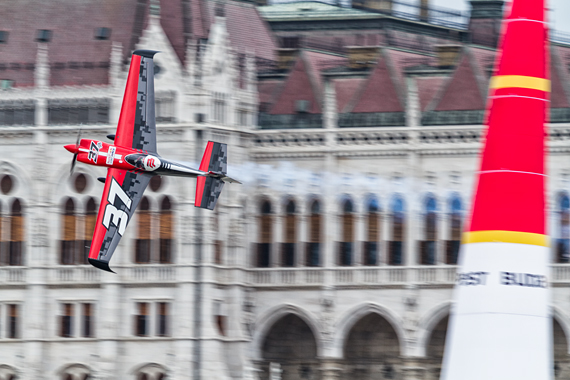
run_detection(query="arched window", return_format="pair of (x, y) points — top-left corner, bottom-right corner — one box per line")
(446, 196), (462, 264)
(364, 197), (380, 266)
(282, 199), (296, 267)
(389, 196), (405, 265)
(83, 198), (97, 265)
(159, 196), (173, 264)
(421, 195), (437, 265)
(10, 198), (24, 266)
(306, 199), (321, 266)
(135, 197), (151, 264)
(339, 197), (354, 266)
(558, 193), (570, 263)
(257, 200), (272, 267)
(61, 198), (77, 265)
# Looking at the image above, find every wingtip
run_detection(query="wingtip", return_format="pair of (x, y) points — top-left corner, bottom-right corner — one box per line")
(133, 49), (159, 58)
(88, 258), (116, 274)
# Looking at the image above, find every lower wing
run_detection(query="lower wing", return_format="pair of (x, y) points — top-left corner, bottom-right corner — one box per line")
(88, 168), (152, 272)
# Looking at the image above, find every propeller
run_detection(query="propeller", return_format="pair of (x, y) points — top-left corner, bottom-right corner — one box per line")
(70, 129), (82, 175)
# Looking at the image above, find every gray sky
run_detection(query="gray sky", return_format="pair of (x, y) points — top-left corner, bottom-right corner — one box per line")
(433, 0), (570, 34)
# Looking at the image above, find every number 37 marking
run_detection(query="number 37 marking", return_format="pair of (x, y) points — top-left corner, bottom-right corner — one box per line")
(102, 179), (132, 236)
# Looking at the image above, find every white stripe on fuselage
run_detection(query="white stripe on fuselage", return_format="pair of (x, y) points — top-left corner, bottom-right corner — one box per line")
(79, 147), (122, 160)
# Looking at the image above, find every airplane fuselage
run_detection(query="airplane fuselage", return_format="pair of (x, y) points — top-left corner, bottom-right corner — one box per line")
(64, 139), (206, 178)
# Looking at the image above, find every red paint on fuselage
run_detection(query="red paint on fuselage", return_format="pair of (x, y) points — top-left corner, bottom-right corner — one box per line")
(74, 139), (140, 171)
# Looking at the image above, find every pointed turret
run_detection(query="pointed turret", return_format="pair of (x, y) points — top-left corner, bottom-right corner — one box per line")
(441, 0), (552, 379)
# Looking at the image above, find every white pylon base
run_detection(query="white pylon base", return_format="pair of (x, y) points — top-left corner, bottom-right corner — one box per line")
(440, 242), (552, 380)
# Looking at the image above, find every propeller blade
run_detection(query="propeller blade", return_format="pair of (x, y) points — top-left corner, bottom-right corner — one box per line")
(70, 152), (78, 174)
(70, 129), (81, 175)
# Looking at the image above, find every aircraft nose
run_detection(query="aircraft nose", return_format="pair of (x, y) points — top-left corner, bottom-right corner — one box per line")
(64, 144), (78, 154)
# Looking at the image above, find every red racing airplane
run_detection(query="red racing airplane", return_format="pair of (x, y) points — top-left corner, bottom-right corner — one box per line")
(64, 50), (240, 273)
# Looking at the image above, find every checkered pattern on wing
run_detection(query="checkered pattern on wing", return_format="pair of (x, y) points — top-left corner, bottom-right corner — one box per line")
(208, 142), (227, 174)
(132, 56), (157, 153)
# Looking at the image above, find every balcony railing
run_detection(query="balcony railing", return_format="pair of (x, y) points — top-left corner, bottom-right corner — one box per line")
(122, 265), (177, 283)
(6, 264), (570, 288)
(247, 266), (456, 287)
(0, 267), (26, 284)
(48, 266), (101, 284)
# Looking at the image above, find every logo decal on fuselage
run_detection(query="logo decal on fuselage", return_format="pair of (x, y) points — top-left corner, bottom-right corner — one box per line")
(106, 146), (116, 165)
(88, 141), (103, 163)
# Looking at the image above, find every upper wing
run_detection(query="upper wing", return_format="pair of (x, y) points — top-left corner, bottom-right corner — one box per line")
(88, 168), (152, 272)
(114, 50), (158, 154)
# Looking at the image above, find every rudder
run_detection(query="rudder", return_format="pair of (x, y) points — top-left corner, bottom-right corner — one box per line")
(195, 141), (227, 210)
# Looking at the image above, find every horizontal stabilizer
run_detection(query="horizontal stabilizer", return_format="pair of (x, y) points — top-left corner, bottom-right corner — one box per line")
(195, 176), (224, 210)
(221, 175), (241, 184)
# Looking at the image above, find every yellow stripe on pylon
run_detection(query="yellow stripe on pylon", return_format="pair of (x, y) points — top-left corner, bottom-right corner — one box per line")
(462, 230), (549, 247)
(490, 75), (551, 92)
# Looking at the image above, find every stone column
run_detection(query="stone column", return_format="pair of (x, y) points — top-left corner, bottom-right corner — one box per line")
(405, 77), (421, 269)
(273, 210), (282, 267)
(34, 43), (49, 127)
(405, 206), (417, 267)
(438, 211), (447, 265)
(320, 359), (342, 380)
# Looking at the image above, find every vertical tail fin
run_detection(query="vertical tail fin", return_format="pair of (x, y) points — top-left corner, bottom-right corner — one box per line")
(198, 141), (227, 174)
(195, 141), (228, 210)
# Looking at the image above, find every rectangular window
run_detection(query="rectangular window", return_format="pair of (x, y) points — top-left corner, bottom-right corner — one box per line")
(0, 101), (35, 126)
(159, 210), (173, 264)
(214, 240), (223, 265)
(8, 304), (18, 339)
(157, 302), (169, 337)
(282, 36), (300, 48)
(237, 109), (248, 126)
(60, 303), (74, 338)
(135, 210), (151, 264)
(212, 93), (226, 124)
(156, 92), (176, 123)
(82, 303), (93, 338)
(47, 99), (110, 125)
(135, 302), (149, 337)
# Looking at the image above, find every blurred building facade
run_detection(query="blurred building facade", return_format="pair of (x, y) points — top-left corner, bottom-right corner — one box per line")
(1, 0), (570, 379)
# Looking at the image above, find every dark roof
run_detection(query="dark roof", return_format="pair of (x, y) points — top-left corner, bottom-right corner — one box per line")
(347, 54), (404, 113)
(431, 52), (486, 112)
(208, 1), (277, 61)
(0, 0), (276, 87)
(268, 53), (322, 115)
(0, 0), (146, 87)
(334, 78), (365, 112)
(416, 76), (446, 111)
